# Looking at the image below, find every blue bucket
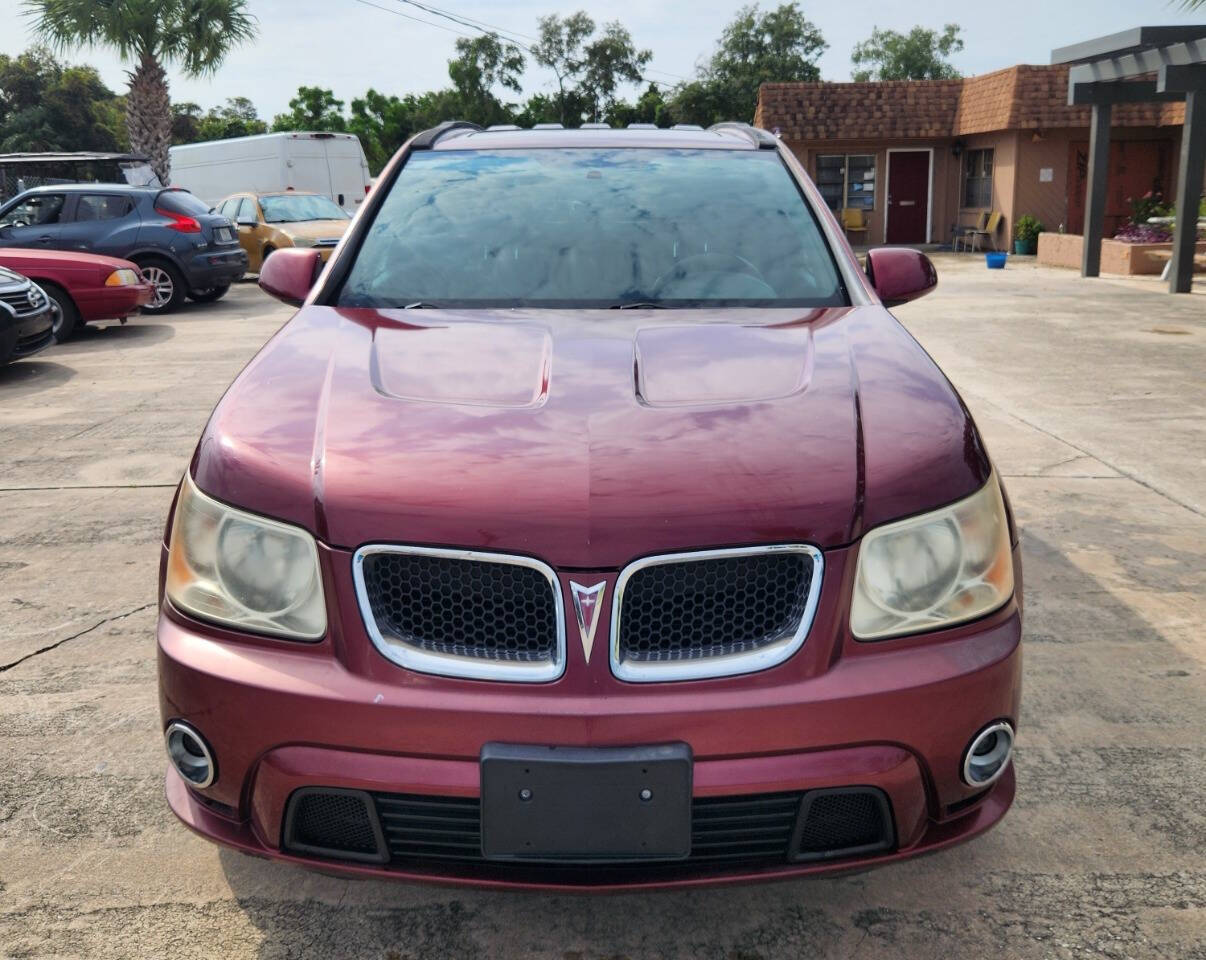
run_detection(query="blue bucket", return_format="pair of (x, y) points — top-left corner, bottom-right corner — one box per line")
(985, 252), (1007, 269)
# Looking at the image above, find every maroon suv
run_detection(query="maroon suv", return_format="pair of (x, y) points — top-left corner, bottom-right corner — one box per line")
(158, 122), (1022, 890)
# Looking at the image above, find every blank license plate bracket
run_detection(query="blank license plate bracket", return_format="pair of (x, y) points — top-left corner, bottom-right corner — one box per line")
(480, 742), (692, 862)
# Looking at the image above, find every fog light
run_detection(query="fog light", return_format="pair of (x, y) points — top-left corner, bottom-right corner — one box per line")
(962, 721), (1014, 786)
(165, 721), (215, 788)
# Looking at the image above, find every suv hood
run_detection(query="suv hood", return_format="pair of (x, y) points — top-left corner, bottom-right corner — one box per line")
(193, 306), (989, 566)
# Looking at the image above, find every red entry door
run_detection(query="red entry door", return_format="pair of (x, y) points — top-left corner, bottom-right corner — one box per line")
(886, 151), (930, 244)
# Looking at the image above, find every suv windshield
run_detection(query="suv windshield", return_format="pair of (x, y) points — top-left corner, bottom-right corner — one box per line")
(336, 148), (845, 308)
(261, 194), (348, 223)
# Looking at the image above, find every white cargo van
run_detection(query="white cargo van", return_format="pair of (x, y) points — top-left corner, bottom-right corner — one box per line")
(168, 132), (372, 213)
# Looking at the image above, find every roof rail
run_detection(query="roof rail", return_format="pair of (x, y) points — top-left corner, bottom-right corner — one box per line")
(533, 122), (564, 130)
(707, 122), (778, 149)
(671, 123), (704, 131)
(627, 122), (657, 129)
(485, 124), (521, 131)
(410, 120), (483, 150)
(581, 122), (611, 129)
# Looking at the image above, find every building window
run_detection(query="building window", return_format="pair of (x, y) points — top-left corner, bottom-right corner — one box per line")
(963, 149), (994, 208)
(816, 154), (876, 212)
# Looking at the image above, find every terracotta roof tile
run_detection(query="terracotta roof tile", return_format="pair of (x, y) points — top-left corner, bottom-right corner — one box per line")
(755, 65), (1186, 140)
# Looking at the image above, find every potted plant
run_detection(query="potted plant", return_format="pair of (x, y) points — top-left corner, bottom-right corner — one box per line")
(1013, 215), (1044, 255)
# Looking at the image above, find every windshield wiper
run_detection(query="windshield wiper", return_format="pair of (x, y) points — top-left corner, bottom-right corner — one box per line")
(609, 300), (667, 309)
(403, 301), (444, 309)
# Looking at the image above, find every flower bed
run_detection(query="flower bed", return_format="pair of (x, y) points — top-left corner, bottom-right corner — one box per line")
(1037, 233), (1206, 275)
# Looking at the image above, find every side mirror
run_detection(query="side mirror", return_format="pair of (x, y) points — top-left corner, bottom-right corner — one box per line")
(258, 247), (323, 307)
(864, 247), (938, 308)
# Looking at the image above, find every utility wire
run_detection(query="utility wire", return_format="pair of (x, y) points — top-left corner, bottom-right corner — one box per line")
(386, 0), (691, 85)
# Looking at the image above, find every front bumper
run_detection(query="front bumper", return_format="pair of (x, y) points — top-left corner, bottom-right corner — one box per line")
(0, 303), (54, 362)
(76, 283), (153, 322)
(157, 541), (1023, 889)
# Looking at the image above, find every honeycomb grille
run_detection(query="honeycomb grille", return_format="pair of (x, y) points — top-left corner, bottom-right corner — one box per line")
(796, 790), (889, 855)
(289, 791), (379, 856)
(360, 551), (559, 663)
(617, 551), (814, 663)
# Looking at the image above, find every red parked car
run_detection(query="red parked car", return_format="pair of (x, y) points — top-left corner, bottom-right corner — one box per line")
(0, 247), (152, 340)
(158, 123), (1022, 890)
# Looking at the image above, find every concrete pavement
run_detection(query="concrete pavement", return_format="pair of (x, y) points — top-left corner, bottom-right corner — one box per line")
(0, 258), (1203, 958)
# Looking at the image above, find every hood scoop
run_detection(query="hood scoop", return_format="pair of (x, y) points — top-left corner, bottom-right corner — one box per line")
(370, 321), (552, 408)
(634, 323), (814, 407)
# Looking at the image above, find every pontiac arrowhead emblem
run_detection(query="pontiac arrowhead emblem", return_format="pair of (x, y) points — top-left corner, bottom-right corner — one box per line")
(569, 580), (607, 663)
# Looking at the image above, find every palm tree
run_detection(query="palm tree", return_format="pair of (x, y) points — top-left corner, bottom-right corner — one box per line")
(24, 0), (257, 184)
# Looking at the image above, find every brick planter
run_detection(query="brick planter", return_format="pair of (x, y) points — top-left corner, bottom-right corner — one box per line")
(1038, 233), (1206, 275)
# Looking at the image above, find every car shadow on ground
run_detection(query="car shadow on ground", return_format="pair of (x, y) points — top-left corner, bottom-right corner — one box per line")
(209, 527), (1205, 960)
(0, 358), (75, 394)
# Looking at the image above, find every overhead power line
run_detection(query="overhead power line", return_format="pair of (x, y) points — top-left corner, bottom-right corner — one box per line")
(381, 0), (692, 86)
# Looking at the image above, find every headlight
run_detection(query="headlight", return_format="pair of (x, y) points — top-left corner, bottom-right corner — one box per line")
(290, 236), (316, 247)
(851, 473), (1014, 640)
(105, 268), (140, 286)
(166, 474), (326, 640)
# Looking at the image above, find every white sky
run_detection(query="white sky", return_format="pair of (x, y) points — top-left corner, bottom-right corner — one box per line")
(1, 0), (1202, 119)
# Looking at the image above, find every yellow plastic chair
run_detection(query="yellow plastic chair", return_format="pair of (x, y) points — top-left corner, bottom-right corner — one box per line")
(841, 207), (869, 244)
(955, 212), (989, 252)
(963, 211), (1003, 253)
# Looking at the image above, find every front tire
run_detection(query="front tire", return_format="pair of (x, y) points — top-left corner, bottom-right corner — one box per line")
(39, 283), (81, 341)
(188, 284), (230, 303)
(137, 260), (187, 314)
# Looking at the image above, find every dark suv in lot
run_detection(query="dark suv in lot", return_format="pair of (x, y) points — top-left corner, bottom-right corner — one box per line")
(0, 185), (247, 313)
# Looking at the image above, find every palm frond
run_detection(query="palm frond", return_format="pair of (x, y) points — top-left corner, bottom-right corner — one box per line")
(164, 0), (258, 77)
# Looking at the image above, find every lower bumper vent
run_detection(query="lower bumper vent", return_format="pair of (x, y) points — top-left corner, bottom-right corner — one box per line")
(282, 787), (387, 863)
(791, 787), (895, 862)
(283, 785), (894, 877)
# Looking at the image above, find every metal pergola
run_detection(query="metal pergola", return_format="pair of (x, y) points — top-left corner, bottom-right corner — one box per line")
(1052, 27), (1206, 293)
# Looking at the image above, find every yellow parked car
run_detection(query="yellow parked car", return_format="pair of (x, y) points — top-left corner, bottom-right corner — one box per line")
(214, 191), (350, 272)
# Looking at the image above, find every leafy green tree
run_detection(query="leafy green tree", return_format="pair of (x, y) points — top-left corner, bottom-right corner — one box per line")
(531, 11), (596, 126)
(580, 22), (651, 122)
(604, 82), (669, 128)
(198, 96), (267, 140)
(272, 86), (347, 132)
(448, 33), (525, 126)
(669, 3), (826, 126)
(851, 24), (964, 82)
(347, 88), (466, 173)
(532, 13), (652, 126)
(171, 101), (203, 144)
(512, 92), (565, 128)
(24, 0), (256, 183)
(348, 89), (414, 173)
(0, 47), (125, 151)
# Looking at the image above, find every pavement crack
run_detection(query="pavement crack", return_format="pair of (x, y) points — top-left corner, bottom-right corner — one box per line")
(0, 602), (155, 673)
(971, 393), (1204, 519)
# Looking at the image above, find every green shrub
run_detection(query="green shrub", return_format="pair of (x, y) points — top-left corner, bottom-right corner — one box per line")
(1013, 215), (1045, 246)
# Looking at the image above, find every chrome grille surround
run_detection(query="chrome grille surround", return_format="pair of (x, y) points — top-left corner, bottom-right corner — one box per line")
(352, 545), (566, 682)
(610, 544), (824, 682)
(0, 279), (45, 319)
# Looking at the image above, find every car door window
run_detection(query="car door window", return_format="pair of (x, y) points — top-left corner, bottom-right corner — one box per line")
(219, 198), (240, 219)
(1, 194), (67, 228)
(74, 195), (132, 222)
(236, 198), (257, 224)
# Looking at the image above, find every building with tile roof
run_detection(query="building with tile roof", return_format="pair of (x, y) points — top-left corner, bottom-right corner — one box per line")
(756, 64), (1189, 248)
